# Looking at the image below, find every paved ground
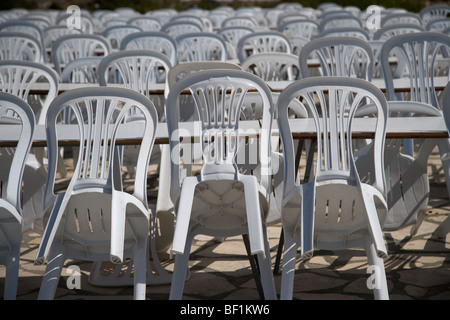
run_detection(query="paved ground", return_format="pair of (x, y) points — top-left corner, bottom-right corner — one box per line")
(1, 153), (449, 300)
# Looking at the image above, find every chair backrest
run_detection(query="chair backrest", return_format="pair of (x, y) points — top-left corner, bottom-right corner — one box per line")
(0, 60), (59, 124)
(165, 69), (274, 202)
(277, 76), (388, 202)
(61, 57), (103, 84)
(160, 20), (203, 38)
(98, 49), (171, 118)
(299, 36), (374, 81)
(0, 20), (44, 47)
(0, 32), (43, 63)
(419, 5), (450, 27)
(426, 18), (450, 32)
(319, 27), (370, 41)
(169, 14), (205, 31)
(319, 14), (363, 32)
(0, 92), (35, 213)
(176, 32), (228, 63)
(217, 26), (253, 49)
(277, 19), (319, 40)
(43, 87), (158, 210)
(373, 23), (425, 41)
(127, 16), (161, 31)
(43, 26), (82, 52)
(236, 31), (292, 64)
(241, 52), (301, 81)
(381, 13), (422, 27)
(120, 31), (177, 66)
(102, 25), (142, 49)
(51, 34), (111, 75)
(380, 32), (450, 108)
(221, 16), (258, 28)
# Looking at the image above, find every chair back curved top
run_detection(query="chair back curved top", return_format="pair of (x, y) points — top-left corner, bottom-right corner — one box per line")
(277, 18), (319, 40)
(319, 27), (370, 40)
(43, 25), (82, 52)
(241, 52), (301, 81)
(160, 20), (203, 38)
(127, 16), (161, 31)
(51, 33), (111, 75)
(0, 92), (35, 300)
(0, 32), (43, 63)
(236, 31), (292, 64)
(299, 36), (374, 81)
(176, 32), (228, 63)
(221, 16), (258, 28)
(102, 25), (142, 49)
(318, 14), (363, 32)
(0, 20), (44, 46)
(419, 5), (450, 27)
(120, 31), (177, 66)
(381, 13), (422, 27)
(60, 57), (102, 84)
(373, 23), (425, 41)
(217, 26), (253, 49)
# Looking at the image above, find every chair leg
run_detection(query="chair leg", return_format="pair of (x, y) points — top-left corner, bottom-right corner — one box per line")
(169, 233), (194, 300)
(242, 234), (264, 299)
(273, 228), (284, 275)
(4, 245), (20, 300)
(133, 239), (148, 300)
(38, 248), (65, 300)
(364, 235), (389, 300)
(257, 227), (277, 300)
(280, 230), (298, 300)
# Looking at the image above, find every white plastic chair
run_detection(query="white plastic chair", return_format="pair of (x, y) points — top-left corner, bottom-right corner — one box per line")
(299, 36), (374, 81)
(51, 34), (111, 76)
(120, 31), (178, 66)
(166, 69), (277, 300)
(0, 20), (44, 51)
(380, 31), (450, 220)
(34, 87), (158, 300)
(217, 26), (253, 51)
(434, 82), (450, 238)
(176, 32), (228, 63)
(277, 76), (389, 300)
(0, 61), (60, 231)
(242, 52), (301, 81)
(0, 32), (43, 63)
(0, 92), (35, 300)
(236, 31), (292, 65)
